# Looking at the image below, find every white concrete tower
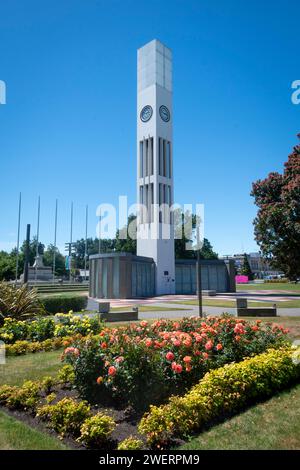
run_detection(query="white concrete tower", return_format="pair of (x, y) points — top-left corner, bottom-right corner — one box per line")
(137, 39), (175, 295)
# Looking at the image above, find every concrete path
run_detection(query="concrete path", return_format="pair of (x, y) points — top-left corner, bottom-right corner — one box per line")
(87, 298), (300, 318)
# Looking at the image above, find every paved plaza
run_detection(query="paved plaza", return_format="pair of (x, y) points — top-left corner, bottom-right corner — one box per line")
(87, 289), (300, 319)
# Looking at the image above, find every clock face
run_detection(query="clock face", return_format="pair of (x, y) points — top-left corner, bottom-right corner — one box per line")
(140, 105), (153, 122)
(159, 105), (170, 122)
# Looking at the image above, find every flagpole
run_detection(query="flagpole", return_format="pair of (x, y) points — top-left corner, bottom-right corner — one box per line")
(98, 209), (101, 254)
(69, 202), (73, 283)
(53, 199), (58, 283)
(34, 196), (41, 285)
(84, 205), (88, 282)
(15, 192), (22, 286)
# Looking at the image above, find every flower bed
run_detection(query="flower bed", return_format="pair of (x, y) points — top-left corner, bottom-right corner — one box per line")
(138, 346), (300, 448)
(0, 313), (102, 346)
(0, 374), (117, 449)
(5, 334), (78, 356)
(1, 346), (299, 450)
(64, 316), (289, 409)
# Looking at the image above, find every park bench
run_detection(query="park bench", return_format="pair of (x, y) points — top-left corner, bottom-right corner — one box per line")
(236, 298), (277, 317)
(98, 302), (139, 322)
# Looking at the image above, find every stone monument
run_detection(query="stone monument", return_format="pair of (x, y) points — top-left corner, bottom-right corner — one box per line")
(20, 253), (53, 283)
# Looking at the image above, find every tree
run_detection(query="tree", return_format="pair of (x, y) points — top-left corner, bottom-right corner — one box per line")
(20, 237), (44, 268)
(0, 251), (16, 281)
(73, 238), (116, 269)
(251, 133), (300, 281)
(115, 214), (137, 254)
(43, 244), (67, 277)
(174, 210), (218, 259)
(240, 253), (253, 280)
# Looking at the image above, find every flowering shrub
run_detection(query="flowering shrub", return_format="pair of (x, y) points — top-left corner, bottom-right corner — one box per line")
(0, 313), (102, 345)
(64, 316), (289, 409)
(78, 413), (116, 448)
(117, 436), (145, 450)
(0, 317), (29, 343)
(53, 313), (100, 338)
(138, 347), (300, 448)
(37, 397), (91, 437)
(28, 318), (55, 342)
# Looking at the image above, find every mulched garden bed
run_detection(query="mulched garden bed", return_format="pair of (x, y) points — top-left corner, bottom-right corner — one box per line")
(0, 384), (147, 450)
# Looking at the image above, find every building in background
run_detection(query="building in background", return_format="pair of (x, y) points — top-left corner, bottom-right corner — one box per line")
(221, 252), (283, 279)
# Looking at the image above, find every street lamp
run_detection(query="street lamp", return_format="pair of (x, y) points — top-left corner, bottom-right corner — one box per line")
(192, 225), (203, 318)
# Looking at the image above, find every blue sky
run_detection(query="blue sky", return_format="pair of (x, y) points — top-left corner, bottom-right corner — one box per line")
(0, 0), (299, 256)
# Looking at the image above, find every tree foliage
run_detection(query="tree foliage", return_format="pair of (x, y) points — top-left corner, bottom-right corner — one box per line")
(0, 212), (218, 280)
(240, 253), (253, 279)
(251, 133), (300, 280)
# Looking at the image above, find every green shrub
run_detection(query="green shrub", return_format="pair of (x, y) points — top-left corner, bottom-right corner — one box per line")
(41, 295), (88, 314)
(40, 376), (55, 394)
(1, 312), (102, 355)
(5, 337), (65, 355)
(45, 392), (56, 404)
(54, 313), (101, 337)
(0, 283), (45, 325)
(37, 397), (91, 437)
(138, 347), (300, 448)
(78, 413), (116, 448)
(0, 385), (18, 405)
(28, 317), (55, 342)
(0, 318), (29, 343)
(57, 365), (75, 386)
(117, 436), (144, 450)
(6, 380), (41, 411)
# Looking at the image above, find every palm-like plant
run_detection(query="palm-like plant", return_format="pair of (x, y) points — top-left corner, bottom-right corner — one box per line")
(0, 282), (45, 325)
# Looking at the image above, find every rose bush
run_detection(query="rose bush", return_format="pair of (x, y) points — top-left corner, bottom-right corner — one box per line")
(63, 316), (289, 410)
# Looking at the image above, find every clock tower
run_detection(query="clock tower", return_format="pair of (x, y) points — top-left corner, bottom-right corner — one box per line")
(137, 39), (175, 295)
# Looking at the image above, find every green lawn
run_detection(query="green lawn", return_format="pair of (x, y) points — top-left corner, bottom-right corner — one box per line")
(172, 298), (300, 308)
(111, 305), (190, 312)
(180, 383), (300, 450)
(0, 349), (63, 386)
(0, 410), (67, 450)
(237, 282), (300, 291)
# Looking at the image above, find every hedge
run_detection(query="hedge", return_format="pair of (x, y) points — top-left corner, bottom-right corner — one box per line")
(4, 333), (94, 356)
(138, 347), (300, 448)
(41, 295), (88, 314)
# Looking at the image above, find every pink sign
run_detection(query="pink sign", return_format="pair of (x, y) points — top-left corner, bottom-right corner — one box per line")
(235, 275), (249, 284)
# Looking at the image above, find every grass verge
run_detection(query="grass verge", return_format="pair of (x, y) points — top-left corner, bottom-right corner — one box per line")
(172, 298), (300, 308)
(0, 349), (63, 386)
(180, 383), (300, 450)
(110, 305), (190, 312)
(0, 410), (68, 450)
(236, 283), (300, 291)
